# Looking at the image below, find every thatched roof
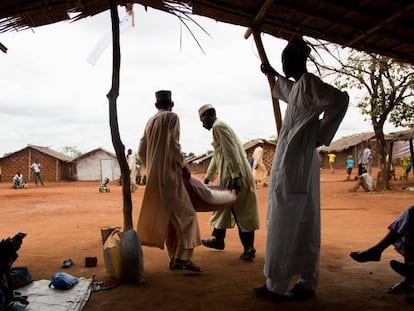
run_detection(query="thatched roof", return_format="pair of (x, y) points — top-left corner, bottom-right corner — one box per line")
(385, 128), (414, 141)
(318, 132), (375, 153)
(319, 129), (414, 153)
(242, 138), (276, 150)
(1, 1), (413, 64)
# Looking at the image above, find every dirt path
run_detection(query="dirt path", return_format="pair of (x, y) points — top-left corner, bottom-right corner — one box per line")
(1, 169), (413, 310)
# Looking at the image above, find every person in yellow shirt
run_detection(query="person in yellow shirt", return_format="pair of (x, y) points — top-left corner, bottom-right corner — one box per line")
(328, 153), (336, 174)
(400, 156), (412, 181)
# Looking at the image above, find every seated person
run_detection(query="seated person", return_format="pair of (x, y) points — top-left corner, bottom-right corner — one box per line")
(348, 170), (374, 192)
(350, 204), (414, 295)
(12, 172), (24, 189)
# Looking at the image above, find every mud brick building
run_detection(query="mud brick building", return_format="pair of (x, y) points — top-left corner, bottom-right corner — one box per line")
(0, 145), (75, 183)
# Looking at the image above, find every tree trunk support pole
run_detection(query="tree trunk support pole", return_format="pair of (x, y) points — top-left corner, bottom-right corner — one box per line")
(244, 0), (282, 135)
(108, 0), (133, 231)
(410, 139), (414, 177)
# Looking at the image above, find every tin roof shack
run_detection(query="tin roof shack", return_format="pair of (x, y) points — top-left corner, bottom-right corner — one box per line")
(385, 129), (414, 174)
(0, 144), (75, 183)
(187, 139), (276, 175)
(75, 148), (121, 181)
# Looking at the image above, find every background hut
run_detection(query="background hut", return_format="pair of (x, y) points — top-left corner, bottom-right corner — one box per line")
(385, 129), (414, 176)
(74, 148), (121, 181)
(0, 144), (75, 183)
(318, 133), (376, 169)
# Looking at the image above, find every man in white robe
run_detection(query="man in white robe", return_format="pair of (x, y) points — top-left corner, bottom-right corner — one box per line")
(126, 148), (137, 191)
(255, 37), (349, 301)
(198, 104), (260, 261)
(137, 90), (202, 272)
(362, 145), (372, 175)
(252, 141), (268, 185)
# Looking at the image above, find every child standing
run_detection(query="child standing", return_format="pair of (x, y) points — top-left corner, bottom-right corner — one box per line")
(346, 155), (354, 180)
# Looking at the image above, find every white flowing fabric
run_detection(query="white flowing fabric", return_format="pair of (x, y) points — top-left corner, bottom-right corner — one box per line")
(86, 7), (134, 65)
(252, 146), (267, 183)
(127, 153), (137, 185)
(265, 73), (348, 294)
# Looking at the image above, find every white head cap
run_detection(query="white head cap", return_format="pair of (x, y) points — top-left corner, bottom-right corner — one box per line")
(198, 104), (214, 118)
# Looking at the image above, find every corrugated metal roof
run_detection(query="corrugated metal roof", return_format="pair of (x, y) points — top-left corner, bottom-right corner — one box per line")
(0, 144), (74, 162)
(74, 147), (117, 160)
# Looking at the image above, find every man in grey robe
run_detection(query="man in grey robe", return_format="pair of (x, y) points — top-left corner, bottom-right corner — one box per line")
(255, 37), (349, 301)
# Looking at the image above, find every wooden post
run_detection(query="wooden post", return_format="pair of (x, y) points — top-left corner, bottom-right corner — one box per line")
(108, 0), (133, 231)
(410, 139), (414, 177)
(243, 0), (282, 134)
(243, 0), (274, 40)
(385, 140), (394, 189)
(252, 30), (282, 135)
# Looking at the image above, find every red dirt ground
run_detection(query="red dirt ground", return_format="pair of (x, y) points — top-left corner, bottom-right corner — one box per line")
(1, 168), (414, 310)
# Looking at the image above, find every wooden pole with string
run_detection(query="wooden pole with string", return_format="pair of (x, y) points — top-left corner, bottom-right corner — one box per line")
(244, 0), (282, 135)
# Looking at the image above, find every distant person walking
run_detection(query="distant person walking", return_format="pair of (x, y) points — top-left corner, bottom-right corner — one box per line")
(252, 141), (268, 185)
(126, 148), (137, 191)
(346, 155), (354, 180)
(328, 153), (336, 174)
(400, 156), (412, 181)
(31, 159), (44, 186)
(362, 145), (372, 175)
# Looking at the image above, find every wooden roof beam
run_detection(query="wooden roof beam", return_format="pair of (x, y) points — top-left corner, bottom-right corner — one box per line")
(268, 2), (413, 45)
(242, 0), (282, 135)
(244, 0), (273, 39)
(0, 42), (7, 53)
(346, 2), (414, 46)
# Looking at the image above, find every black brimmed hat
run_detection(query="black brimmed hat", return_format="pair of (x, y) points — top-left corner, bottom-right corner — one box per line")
(155, 90), (173, 105)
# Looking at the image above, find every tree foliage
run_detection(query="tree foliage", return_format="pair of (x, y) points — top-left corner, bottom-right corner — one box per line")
(267, 135), (278, 144)
(313, 45), (414, 190)
(60, 146), (82, 158)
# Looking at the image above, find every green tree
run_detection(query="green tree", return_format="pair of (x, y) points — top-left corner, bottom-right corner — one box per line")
(60, 146), (82, 158)
(316, 48), (414, 190)
(268, 135), (278, 144)
(181, 152), (195, 159)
